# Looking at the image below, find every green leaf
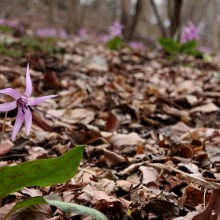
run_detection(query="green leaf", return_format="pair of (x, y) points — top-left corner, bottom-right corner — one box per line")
(179, 40), (197, 53)
(0, 25), (14, 34)
(159, 38), (180, 53)
(107, 36), (123, 50)
(3, 197), (108, 220)
(2, 196), (46, 220)
(45, 199), (109, 220)
(0, 146), (84, 199)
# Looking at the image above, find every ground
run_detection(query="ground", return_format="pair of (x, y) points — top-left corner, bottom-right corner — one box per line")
(0, 36), (220, 220)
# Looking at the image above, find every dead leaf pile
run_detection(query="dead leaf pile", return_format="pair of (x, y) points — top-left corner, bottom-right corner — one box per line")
(1, 40), (220, 219)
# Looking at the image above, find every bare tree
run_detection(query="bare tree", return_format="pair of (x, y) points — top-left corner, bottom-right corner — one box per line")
(48, 0), (57, 24)
(168, 0), (183, 37)
(149, 0), (167, 37)
(66, 0), (80, 34)
(120, 0), (131, 39)
(129, 0), (151, 40)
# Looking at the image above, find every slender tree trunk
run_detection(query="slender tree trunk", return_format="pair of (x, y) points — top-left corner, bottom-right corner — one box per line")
(48, 0), (57, 24)
(150, 0), (167, 37)
(66, 0), (79, 34)
(168, 0), (183, 37)
(211, 0), (218, 51)
(129, 0), (151, 40)
(120, 0), (131, 39)
(130, 0), (141, 38)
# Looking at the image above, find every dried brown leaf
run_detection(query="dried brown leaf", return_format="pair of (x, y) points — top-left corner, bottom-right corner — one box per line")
(109, 132), (144, 149)
(7, 204), (51, 220)
(103, 148), (128, 166)
(0, 140), (14, 156)
(139, 166), (159, 185)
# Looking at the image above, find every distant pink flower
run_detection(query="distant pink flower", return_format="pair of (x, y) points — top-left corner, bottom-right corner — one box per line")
(36, 27), (57, 38)
(6, 20), (17, 28)
(110, 21), (123, 38)
(36, 27), (68, 39)
(180, 22), (199, 43)
(77, 27), (87, 38)
(199, 46), (211, 54)
(98, 33), (111, 42)
(0, 64), (57, 141)
(0, 18), (5, 26)
(59, 29), (68, 39)
(129, 41), (145, 51)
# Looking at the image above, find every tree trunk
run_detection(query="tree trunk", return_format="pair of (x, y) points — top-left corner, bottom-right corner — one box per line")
(66, 0), (79, 34)
(129, 0), (151, 40)
(168, 0), (183, 38)
(120, 0), (131, 39)
(150, 0), (167, 37)
(48, 0), (57, 24)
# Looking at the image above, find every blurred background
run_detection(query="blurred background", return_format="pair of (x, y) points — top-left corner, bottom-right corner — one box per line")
(0, 0), (219, 52)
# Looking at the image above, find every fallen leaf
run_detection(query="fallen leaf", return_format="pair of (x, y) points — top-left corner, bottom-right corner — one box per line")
(143, 199), (180, 217)
(21, 187), (43, 197)
(191, 188), (220, 220)
(139, 166), (159, 185)
(0, 140), (14, 156)
(103, 148), (128, 166)
(190, 103), (219, 113)
(104, 111), (120, 132)
(109, 132), (144, 149)
(7, 204), (51, 220)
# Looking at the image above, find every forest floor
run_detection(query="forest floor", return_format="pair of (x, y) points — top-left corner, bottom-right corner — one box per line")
(0, 34), (220, 220)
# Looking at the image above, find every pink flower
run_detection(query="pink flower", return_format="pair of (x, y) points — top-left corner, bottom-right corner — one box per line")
(129, 41), (145, 51)
(180, 22), (199, 43)
(0, 64), (57, 141)
(109, 21), (124, 38)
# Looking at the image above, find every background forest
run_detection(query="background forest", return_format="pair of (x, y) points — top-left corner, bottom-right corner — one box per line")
(0, 0), (219, 52)
(1, 1), (220, 220)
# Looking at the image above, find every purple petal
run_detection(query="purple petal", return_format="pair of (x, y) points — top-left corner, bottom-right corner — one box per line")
(28, 95), (57, 106)
(12, 108), (24, 141)
(24, 63), (32, 97)
(0, 88), (21, 99)
(24, 108), (32, 136)
(0, 101), (17, 112)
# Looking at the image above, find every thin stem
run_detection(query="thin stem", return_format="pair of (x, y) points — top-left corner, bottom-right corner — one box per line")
(0, 112), (7, 207)
(0, 112), (8, 146)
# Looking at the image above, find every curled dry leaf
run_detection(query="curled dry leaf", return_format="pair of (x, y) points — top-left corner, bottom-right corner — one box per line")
(0, 140), (14, 156)
(92, 178), (116, 195)
(25, 146), (49, 161)
(119, 162), (144, 176)
(0, 74), (9, 89)
(32, 111), (53, 131)
(7, 205), (52, 220)
(178, 163), (199, 174)
(103, 148), (128, 166)
(143, 199), (180, 217)
(48, 108), (95, 124)
(44, 72), (64, 88)
(81, 54), (108, 72)
(116, 180), (133, 192)
(77, 184), (118, 204)
(0, 203), (16, 220)
(190, 103), (219, 113)
(182, 185), (211, 209)
(181, 128), (219, 143)
(109, 132), (144, 149)
(191, 188), (220, 220)
(139, 166), (159, 185)
(21, 187), (43, 197)
(104, 111), (120, 132)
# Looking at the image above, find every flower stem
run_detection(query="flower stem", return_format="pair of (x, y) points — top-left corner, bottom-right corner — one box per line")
(0, 112), (8, 146)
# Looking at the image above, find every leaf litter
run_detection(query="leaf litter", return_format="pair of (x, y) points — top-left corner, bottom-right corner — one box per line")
(1, 39), (220, 219)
